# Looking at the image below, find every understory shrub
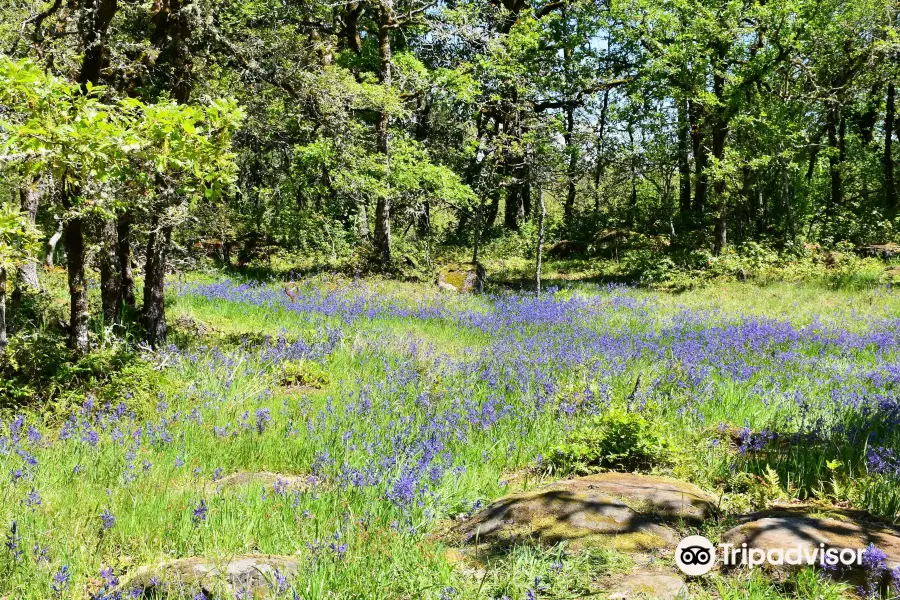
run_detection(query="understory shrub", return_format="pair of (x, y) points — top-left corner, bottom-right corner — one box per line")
(280, 359), (330, 389)
(0, 334), (155, 414)
(547, 409), (672, 474)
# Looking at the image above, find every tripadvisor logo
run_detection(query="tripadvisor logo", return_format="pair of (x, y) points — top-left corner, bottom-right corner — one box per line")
(675, 535), (871, 576)
(675, 536), (717, 576)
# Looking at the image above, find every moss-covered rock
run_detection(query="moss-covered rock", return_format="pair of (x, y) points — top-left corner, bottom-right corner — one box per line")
(437, 262), (486, 293)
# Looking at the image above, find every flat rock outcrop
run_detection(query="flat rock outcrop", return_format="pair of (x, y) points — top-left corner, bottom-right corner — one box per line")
(453, 473), (714, 552)
(607, 570), (688, 599)
(721, 510), (900, 574)
(127, 554), (300, 598)
(208, 471), (315, 494)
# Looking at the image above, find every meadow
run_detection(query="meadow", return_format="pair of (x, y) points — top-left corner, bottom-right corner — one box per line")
(2, 274), (900, 599)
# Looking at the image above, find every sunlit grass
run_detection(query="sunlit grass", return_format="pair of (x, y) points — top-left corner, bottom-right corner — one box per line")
(2, 272), (900, 598)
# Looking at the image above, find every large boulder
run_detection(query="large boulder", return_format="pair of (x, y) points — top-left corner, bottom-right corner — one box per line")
(127, 555), (300, 598)
(721, 508), (900, 577)
(578, 472), (716, 522)
(437, 263), (486, 293)
(452, 473), (714, 552)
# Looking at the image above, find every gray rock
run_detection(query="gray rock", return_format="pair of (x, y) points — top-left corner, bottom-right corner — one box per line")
(575, 473), (716, 522)
(453, 473), (715, 552)
(721, 510), (900, 575)
(127, 554), (300, 598)
(208, 471), (318, 494)
(607, 570), (688, 599)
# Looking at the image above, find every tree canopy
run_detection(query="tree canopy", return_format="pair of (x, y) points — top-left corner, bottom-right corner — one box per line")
(0, 0), (897, 350)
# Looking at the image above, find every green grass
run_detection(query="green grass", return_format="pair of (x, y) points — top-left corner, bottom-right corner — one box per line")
(2, 270), (900, 598)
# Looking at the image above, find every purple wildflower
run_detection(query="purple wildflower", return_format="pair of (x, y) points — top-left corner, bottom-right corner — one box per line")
(255, 408), (271, 433)
(5, 521), (21, 560)
(192, 499), (208, 524)
(52, 565), (70, 595)
(100, 566), (119, 587)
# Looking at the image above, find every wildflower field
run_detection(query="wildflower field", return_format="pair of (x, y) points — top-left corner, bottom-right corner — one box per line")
(3, 276), (900, 599)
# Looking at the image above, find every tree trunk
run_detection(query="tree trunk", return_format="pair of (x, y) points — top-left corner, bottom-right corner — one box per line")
(0, 267), (7, 352)
(535, 189), (545, 293)
(714, 205), (728, 253)
(689, 99), (708, 217)
(142, 0), (192, 346)
(339, 2), (363, 54)
(98, 218), (121, 325)
(15, 178), (40, 295)
(504, 160), (527, 231)
(712, 71), (729, 255)
(62, 0), (117, 355)
(563, 104), (577, 229)
(520, 163), (531, 219)
(77, 0), (118, 89)
(357, 198), (370, 241)
(826, 103), (843, 224)
(677, 95), (692, 222)
(886, 82), (896, 217)
(487, 186), (501, 228)
(372, 1), (394, 266)
(45, 220), (63, 268)
(117, 210), (135, 310)
(593, 90), (610, 213)
(627, 124), (637, 227)
(150, 0), (193, 104)
(143, 215), (172, 348)
(63, 210), (90, 356)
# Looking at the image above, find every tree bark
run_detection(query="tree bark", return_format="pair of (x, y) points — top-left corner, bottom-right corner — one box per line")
(593, 90), (610, 213)
(0, 267), (7, 352)
(98, 218), (121, 325)
(77, 0), (118, 88)
(150, 0), (193, 104)
(63, 205), (90, 355)
(63, 0), (117, 355)
(15, 178), (40, 294)
(535, 189), (545, 293)
(504, 160), (529, 231)
(140, 0), (194, 346)
(627, 123), (637, 227)
(712, 69), (729, 255)
(886, 82), (896, 217)
(486, 185), (501, 228)
(117, 210), (135, 310)
(826, 103), (843, 224)
(689, 100), (708, 218)
(44, 220), (63, 268)
(677, 95), (692, 222)
(372, 0), (394, 266)
(338, 2), (363, 54)
(143, 214), (172, 348)
(563, 104), (577, 228)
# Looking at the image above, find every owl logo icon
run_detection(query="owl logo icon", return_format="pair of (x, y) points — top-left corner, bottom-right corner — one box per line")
(675, 535), (717, 576)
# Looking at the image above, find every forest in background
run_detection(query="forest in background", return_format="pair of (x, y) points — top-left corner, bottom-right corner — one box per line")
(0, 0), (899, 359)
